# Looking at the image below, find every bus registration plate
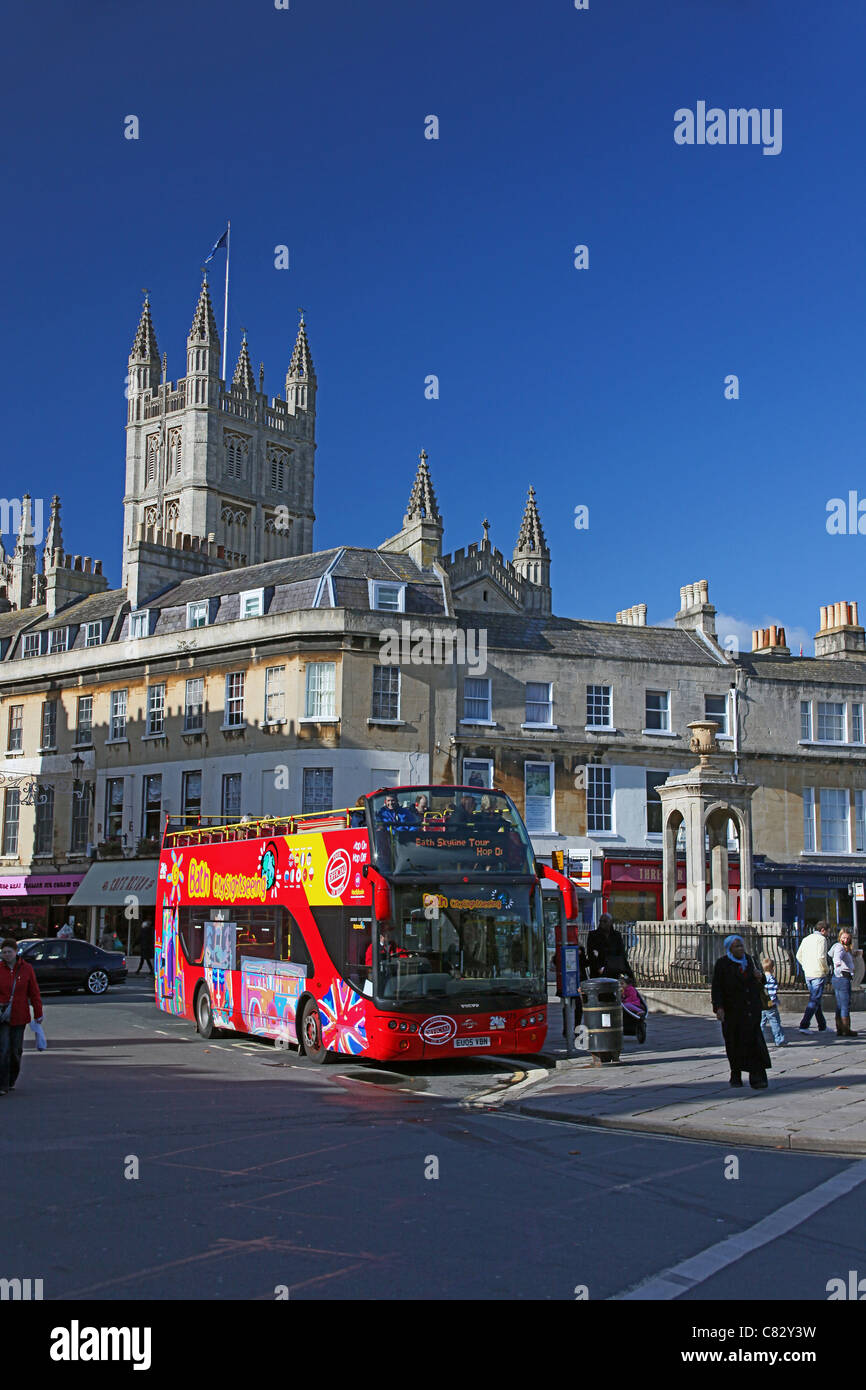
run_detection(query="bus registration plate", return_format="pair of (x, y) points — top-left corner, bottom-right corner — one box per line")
(454, 1036), (491, 1048)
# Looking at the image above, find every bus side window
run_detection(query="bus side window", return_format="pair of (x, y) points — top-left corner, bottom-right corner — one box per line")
(289, 918), (313, 972)
(178, 907), (205, 965)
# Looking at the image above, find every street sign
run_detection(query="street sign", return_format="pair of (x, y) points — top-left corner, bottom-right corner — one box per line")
(562, 943), (580, 999)
(855, 883), (865, 903)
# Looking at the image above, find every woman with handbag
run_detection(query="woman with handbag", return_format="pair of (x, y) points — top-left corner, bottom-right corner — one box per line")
(829, 930), (859, 1037)
(711, 934), (772, 1089)
(0, 938), (44, 1094)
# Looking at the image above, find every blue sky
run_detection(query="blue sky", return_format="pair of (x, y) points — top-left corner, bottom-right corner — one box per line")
(1, 0), (864, 652)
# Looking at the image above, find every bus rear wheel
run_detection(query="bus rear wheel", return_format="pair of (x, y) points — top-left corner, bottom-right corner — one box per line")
(196, 986), (218, 1039)
(300, 999), (329, 1064)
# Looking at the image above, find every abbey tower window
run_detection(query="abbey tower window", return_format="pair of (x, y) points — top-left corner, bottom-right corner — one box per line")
(224, 431), (249, 480)
(145, 432), (159, 485)
(168, 428), (183, 476)
(268, 446), (290, 492)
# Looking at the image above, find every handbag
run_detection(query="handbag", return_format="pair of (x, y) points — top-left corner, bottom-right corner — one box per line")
(0, 967), (18, 1026)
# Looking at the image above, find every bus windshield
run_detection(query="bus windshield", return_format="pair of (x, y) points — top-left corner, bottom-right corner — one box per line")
(373, 882), (546, 1006)
(367, 786), (535, 878)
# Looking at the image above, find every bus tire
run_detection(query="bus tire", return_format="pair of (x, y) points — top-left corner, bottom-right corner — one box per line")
(195, 984), (218, 1039)
(300, 998), (329, 1064)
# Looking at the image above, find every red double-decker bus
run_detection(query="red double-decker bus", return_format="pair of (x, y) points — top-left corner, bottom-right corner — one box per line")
(154, 784), (575, 1062)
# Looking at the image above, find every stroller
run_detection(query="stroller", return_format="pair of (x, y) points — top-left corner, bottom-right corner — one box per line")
(620, 978), (648, 1044)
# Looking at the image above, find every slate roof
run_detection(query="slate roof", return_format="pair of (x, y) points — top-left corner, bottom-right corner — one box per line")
(741, 655), (866, 685)
(28, 589), (126, 633)
(455, 610), (727, 664)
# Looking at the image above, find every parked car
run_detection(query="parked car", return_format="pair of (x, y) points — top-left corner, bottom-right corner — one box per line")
(17, 938), (127, 995)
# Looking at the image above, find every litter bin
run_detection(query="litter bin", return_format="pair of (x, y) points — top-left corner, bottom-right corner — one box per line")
(580, 976), (623, 1063)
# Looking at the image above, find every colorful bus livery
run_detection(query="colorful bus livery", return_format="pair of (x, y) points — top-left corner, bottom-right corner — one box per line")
(155, 786), (575, 1062)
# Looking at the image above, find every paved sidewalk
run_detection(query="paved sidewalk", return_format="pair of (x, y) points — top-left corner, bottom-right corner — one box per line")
(516, 1005), (866, 1154)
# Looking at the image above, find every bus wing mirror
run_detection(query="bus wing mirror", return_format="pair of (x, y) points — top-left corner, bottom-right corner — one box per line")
(367, 867), (393, 924)
(540, 863), (577, 922)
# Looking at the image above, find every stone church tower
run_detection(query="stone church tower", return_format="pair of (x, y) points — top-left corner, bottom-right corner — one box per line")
(122, 281), (317, 603)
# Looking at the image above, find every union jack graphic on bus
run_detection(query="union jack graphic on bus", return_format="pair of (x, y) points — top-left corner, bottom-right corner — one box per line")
(319, 979), (368, 1055)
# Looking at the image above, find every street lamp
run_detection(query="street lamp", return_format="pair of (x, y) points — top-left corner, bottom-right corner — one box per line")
(70, 753), (93, 803)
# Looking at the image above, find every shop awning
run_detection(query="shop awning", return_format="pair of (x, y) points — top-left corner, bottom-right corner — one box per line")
(0, 872), (86, 897)
(68, 860), (159, 908)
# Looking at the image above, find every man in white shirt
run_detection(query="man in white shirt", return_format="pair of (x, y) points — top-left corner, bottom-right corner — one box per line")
(796, 920), (830, 1033)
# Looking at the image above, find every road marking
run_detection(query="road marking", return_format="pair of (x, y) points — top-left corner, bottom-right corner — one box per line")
(613, 1156), (866, 1299)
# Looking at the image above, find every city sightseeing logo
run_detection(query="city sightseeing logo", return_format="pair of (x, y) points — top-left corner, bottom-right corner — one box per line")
(257, 841), (281, 899)
(325, 848), (351, 898)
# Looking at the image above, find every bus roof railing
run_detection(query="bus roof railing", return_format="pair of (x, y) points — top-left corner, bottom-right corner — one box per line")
(163, 807), (356, 849)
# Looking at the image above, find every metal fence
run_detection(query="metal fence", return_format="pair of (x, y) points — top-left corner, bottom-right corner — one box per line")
(578, 921), (842, 990)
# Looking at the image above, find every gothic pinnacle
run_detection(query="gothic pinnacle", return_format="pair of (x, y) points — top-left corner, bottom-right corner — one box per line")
(515, 485), (549, 557)
(188, 276), (220, 346)
(404, 449), (442, 526)
(232, 333), (256, 394)
(130, 294), (160, 364)
(288, 311), (316, 382)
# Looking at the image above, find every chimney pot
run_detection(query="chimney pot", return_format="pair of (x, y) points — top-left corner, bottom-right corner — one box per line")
(853, 602), (860, 627)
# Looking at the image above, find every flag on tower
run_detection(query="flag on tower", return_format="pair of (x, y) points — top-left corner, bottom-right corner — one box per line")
(204, 228), (229, 264)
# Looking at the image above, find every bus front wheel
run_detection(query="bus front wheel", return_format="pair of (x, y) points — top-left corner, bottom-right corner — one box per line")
(300, 999), (329, 1064)
(196, 986), (218, 1039)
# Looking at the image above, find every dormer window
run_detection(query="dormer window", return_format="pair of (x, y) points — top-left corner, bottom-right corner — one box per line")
(370, 581), (405, 613)
(22, 633), (40, 659)
(129, 611), (150, 639)
(240, 589), (264, 619)
(187, 601), (209, 629)
(48, 627), (69, 654)
(84, 621), (103, 648)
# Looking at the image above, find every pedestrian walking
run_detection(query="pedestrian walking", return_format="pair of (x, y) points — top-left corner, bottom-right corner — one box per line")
(711, 933), (771, 1089)
(0, 937), (44, 1095)
(796, 920), (831, 1033)
(135, 919), (155, 975)
(586, 914), (634, 980)
(829, 929), (859, 1037)
(759, 954), (786, 1046)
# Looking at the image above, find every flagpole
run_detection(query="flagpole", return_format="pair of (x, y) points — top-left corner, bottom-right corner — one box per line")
(221, 220), (231, 384)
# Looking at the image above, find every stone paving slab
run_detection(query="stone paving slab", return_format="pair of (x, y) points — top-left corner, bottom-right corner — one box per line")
(518, 1007), (866, 1154)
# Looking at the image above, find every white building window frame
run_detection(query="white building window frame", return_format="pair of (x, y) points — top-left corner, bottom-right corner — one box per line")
(186, 601), (209, 630)
(264, 665), (286, 724)
(369, 580), (405, 613)
(586, 764), (613, 835)
(240, 589), (264, 620)
(461, 677), (493, 725)
(223, 671), (246, 729)
(644, 689), (671, 734)
(303, 662), (337, 721)
(586, 684), (613, 730)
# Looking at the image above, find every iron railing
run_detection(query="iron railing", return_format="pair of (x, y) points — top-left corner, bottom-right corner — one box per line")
(578, 921), (859, 990)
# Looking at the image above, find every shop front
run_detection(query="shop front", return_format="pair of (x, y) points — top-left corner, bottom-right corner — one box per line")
(603, 854), (741, 922)
(754, 858), (863, 937)
(0, 871), (87, 938)
(68, 860), (159, 950)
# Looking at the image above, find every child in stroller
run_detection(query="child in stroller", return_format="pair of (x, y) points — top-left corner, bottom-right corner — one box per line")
(620, 975), (648, 1044)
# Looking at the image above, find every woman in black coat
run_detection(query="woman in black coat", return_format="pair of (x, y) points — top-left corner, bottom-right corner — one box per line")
(711, 934), (771, 1089)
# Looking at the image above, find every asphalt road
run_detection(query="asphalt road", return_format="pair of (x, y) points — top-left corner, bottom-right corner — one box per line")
(3, 977), (865, 1301)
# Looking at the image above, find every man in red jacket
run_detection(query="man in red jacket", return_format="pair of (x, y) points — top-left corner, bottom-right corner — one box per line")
(0, 938), (44, 1094)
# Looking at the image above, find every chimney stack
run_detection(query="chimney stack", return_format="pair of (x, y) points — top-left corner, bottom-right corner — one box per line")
(814, 600), (866, 660)
(752, 625), (790, 656)
(675, 578), (717, 641)
(616, 603), (647, 626)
